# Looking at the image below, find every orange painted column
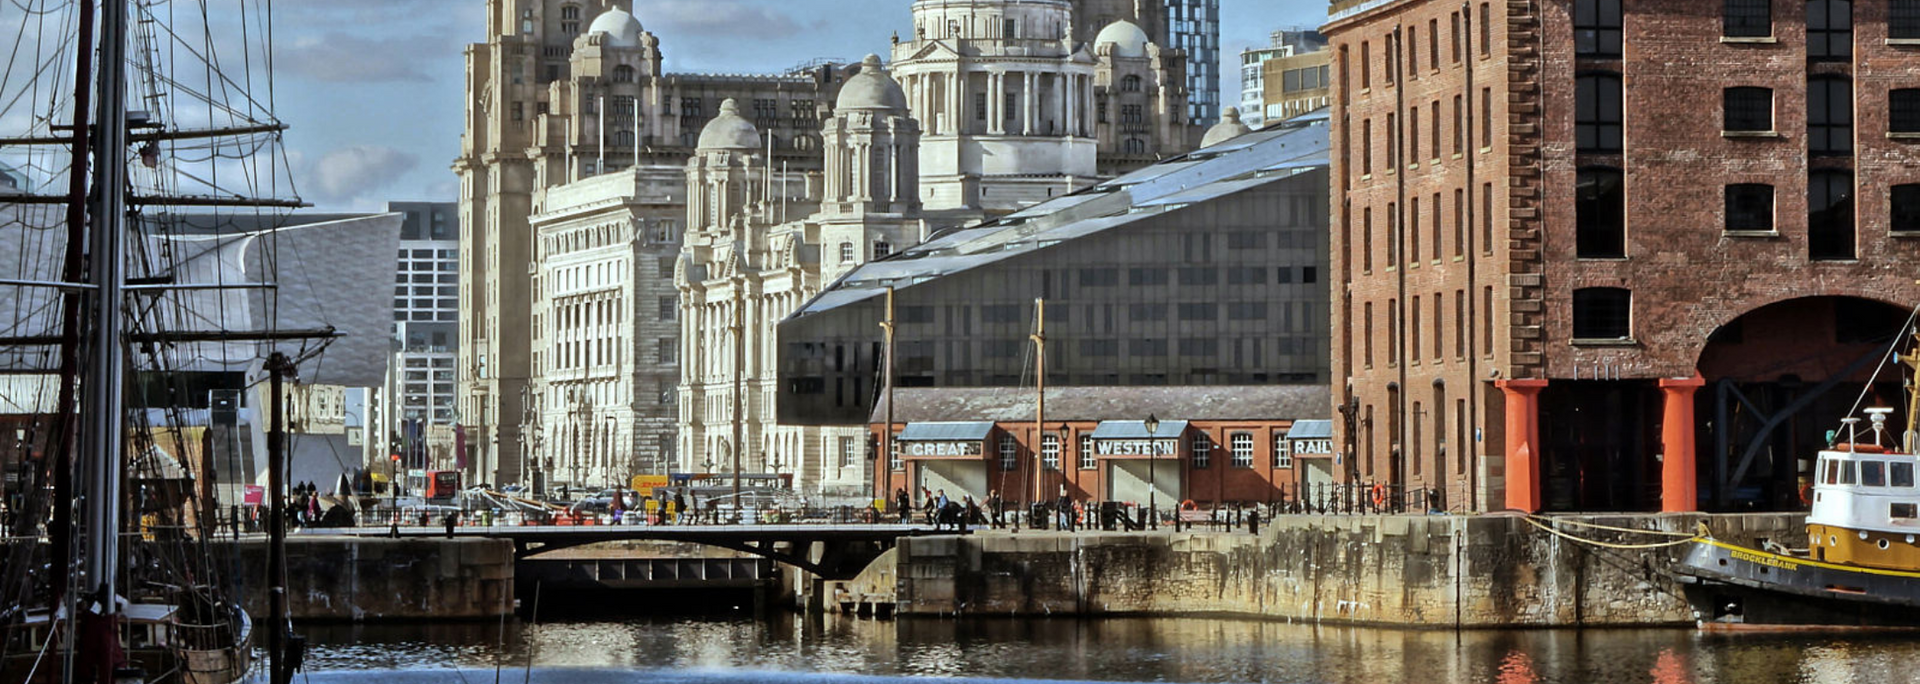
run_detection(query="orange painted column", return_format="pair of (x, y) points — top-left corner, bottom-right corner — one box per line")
(1497, 379), (1549, 512)
(1658, 374), (1706, 513)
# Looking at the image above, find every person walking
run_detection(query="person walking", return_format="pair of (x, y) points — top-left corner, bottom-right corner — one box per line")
(895, 488), (911, 523)
(1056, 486), (1073, 532)
(987, 490), (1004, 529)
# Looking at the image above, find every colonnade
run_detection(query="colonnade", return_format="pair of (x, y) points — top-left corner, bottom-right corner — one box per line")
(900, 67), (1096, 138)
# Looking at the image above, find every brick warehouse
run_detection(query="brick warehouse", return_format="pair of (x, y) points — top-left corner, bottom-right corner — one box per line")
(1325, 0), (1920, 513)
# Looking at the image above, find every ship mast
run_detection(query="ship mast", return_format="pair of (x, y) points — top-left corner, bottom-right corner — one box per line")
(1903, 328), (1920, 453)
(76, 0), (132, 674)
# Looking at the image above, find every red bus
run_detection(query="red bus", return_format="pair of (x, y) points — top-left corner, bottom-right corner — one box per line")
(425, 470), (462, 501)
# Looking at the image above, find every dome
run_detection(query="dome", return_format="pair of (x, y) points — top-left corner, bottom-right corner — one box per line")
(587, 8), (644, 48)
(698, 99), (762, 151)
(835, 55), (909, 112)
(1094, 20), (1151, 59)
(1202, 108), (1253, 147)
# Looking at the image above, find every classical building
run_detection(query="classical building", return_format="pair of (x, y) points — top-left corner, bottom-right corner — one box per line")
(1325, 0), (1920, 514)
(456, 1), (847, 489)
(890, 0), (1201, 211)
(678, 55), (929, 497)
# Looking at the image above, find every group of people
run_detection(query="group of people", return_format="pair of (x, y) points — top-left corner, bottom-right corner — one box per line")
(880, 486), (1112, 531)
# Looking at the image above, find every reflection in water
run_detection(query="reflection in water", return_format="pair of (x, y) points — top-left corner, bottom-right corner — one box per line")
(297, 616), (1920, 684)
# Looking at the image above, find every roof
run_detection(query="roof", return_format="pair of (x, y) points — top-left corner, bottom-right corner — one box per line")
(896, 421), (997, 441)
(836, 55), (908, 111)
(871, 385), (1331, 424)
(1285, 419), (1333, 440)
(790, 110), (1330, 321)
(1090, 419), (1189, 439)
(1095, 20), (1151, 58)
(588, 8), (644, 48)
(698, 99), (761, 151)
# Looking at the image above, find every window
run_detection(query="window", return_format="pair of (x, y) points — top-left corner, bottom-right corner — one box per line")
(1576, 167), (1625, 258)
(1041, 434), (1060, 471)
(1863, 460), (1888, 487)
(1809, 77), (1853, 155)
(612, 65), (634, 83)
(1122, 75), (1143, 92)
(1191, 434), (1211, 469)
(840, 437), (857, 468)
(1724, 184), (1774, 232)
(873, 241), (893, 258)
(1808, 0), (1852, 60)
(975, 92), (988, 121)
(1809, 170), (1855, 260)
(1274, 435), (1292, 469)
(999, 436), (1018, 471)
(1896, 0), (1920, 39)
(1892, 184), (1920, 234)
(1896, 503), (1920, 519)
(1894, 461), (1916, 487)
(659, 296), (678, 320)
(1576, 73), (1622, 152)
(1572, 287), (1632, 340)
(1892, 89), (1920, 133)
(1080, 268), (1118, 287)
(1722, 0), (1771, 38)
(1079, 435), (1095, 470)
(1723, 87), (1773, 132)
(1123, 138), (1147, 154)
(1573, 0), (1622, 56)
(839, 242), (854, 263)
(1362, 119), (1374, 175)
(1364, 301), (1375, 367)
(658, 338), (677, 364)
(1230, 433), (1254, 468)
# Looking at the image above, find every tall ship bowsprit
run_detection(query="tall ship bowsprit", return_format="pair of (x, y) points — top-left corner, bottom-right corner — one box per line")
(0, 0), (316, 682)
(1675, 324), (1920, 629)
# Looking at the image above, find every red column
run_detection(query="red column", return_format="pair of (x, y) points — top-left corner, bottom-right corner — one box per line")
(1497, 379), (1549, 512)
(1659, 374), (1706, 513)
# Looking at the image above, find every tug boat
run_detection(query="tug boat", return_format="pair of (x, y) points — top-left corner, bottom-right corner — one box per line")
(1674, 343), (1920, 628)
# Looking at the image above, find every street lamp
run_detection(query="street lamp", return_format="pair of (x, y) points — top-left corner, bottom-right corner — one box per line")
(604, 415), (616, 491)
(1144, 413), (1159, 530)
(389, 453), (401, 516)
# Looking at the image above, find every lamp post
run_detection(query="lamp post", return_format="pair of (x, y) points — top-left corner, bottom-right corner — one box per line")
(389, 453), (400, 516)
(1145, 413), (1159, 530)
(604, 415), (616, 491)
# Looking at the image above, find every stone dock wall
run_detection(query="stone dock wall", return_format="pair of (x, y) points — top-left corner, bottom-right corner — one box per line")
(883, 513), (1801, 627)
(230, 538), (515, 621)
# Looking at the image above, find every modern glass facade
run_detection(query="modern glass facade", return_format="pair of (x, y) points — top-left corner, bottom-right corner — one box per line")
(1165, 0), (1221, 125)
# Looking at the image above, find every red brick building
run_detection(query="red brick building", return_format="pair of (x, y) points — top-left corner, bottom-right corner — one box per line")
(1326, 0), (1920, 513)
(870, 386), (1328, 511)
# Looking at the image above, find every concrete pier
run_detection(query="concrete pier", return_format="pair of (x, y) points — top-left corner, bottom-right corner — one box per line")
(862, 513), (1800, 627)
(232, 537), (516, 621)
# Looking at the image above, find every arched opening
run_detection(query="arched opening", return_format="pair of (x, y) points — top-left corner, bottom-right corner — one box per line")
(1696, 296), (1909, 511)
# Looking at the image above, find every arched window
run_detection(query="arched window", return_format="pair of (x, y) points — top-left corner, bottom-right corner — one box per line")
(614, 130), (634, 147)
(560, 5), (580, 20)
(1809, 170), (1854, 260)
(1809, 76), (1853, 155)
(1575, 167), (1625, 258)
(793, 135), (816, 151)
(1572, 288), (1632, 341)
(1575, 72), (1622, 152)
(1122, 75), (1143, 92)
(612, 65), (635, 83)
(1808, 0), (1852, 60)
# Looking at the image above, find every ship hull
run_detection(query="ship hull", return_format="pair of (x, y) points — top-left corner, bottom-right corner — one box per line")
(1674, 539), (1920, 629)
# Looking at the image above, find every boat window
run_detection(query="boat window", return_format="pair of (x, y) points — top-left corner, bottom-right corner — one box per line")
(1823, 457), (1838, 485)
(1894, 503), (1919, 519)
(1893, 462), (1915, 488)
(1839, 460), (1857, 485)
(1863, 461), (1887, 487)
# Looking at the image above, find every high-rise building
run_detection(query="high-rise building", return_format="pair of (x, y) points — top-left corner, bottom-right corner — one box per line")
(1239, 29), (1326, 129)
(1325, 0), (1920, 515)
(380, 202), (461, 481)
(1164, 0), (1221, 126)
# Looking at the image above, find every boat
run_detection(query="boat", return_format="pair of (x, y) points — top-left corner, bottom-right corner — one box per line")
(0, 0), (307, 681)
(1673, 328), (1920, 629)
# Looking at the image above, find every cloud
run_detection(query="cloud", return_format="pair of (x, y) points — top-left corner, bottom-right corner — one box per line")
(641, 0), (815, 41)
(294, 145), (418, 208)
(278, 33), (439, 83)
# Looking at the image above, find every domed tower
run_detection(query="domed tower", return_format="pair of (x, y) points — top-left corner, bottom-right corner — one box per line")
(824, 55), (921, 214)
(542, 5), (666, 182)
(1200, 107), (1252, 148)
(1091, 18), (1194, 174)
(684, 99), (765, 239)
(891, 0), (1098, 213)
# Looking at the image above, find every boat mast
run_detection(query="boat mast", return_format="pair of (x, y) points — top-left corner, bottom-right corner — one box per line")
(1031, 298), (1045, 519)
(267, 353), (293, 684)
(46, 0), (98, 616)
(74, 0), (131, 675)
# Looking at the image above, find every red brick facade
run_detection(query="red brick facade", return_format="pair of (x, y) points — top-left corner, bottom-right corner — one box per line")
(1327, 0), (1920, 512)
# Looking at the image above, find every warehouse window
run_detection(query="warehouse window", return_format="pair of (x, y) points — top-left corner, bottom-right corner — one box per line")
(1722, 0), (1771, 38)
(1724, 184), (1774, 233)
(1892, 89), (1920, 134)
(1576, 73), (1622, 152)
(1573, 0), (1621, 56)
(1895, 0), (1920, 40)
(1723, 87), (1773, 132)
(1808, 0), (1852, 60)
(1809, 170), (1855, 260)
(1230, 433), (1254, 468)
(1809, 77), (1853, 155)
(1191, 434), (1211, 469)
(1892, 184), (1920, 234)
(999, 436), (1018, 471)
(1572, 288), (1632, 341)
(1576, 167), (1625, 258)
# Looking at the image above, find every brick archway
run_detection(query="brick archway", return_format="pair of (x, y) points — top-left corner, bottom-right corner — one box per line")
(1692, 295), (1912, 511)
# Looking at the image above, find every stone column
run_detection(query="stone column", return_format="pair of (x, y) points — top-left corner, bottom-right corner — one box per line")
(1659, 374), (1705, 513)
(1023, 71), (1036, 135)
(1496, 378), (1548, 512)
(989, 72), (1004, 134)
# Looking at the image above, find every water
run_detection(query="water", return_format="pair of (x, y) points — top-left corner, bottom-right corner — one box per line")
(294, 615), (1920, 683)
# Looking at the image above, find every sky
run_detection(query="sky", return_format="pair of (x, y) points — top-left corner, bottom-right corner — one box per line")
(267, 0), (1327, 211)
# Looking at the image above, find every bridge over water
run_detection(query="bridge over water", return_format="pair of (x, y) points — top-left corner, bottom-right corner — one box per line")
(305, 523), (956, 580)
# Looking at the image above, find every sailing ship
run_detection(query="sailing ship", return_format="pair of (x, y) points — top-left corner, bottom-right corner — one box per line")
(0, 0), (311, 681)
(1673, 327), (1920, 629)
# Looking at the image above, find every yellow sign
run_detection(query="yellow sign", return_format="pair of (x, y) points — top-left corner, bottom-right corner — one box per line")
(630, 474), (670, 491)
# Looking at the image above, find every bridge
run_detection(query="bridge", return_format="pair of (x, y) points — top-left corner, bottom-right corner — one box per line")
(303, 523), (957, 580)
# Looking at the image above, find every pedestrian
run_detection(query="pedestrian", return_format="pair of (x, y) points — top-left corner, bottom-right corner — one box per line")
(988, 490), (1004, 529)
(674, 491), (688, 524)
(895, 488), (911, 523)
(442, 510), (459, 538)
(1056, 486), (1073, 532)
(963, 495), (982, 531)
(921, 488), (936, 526)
